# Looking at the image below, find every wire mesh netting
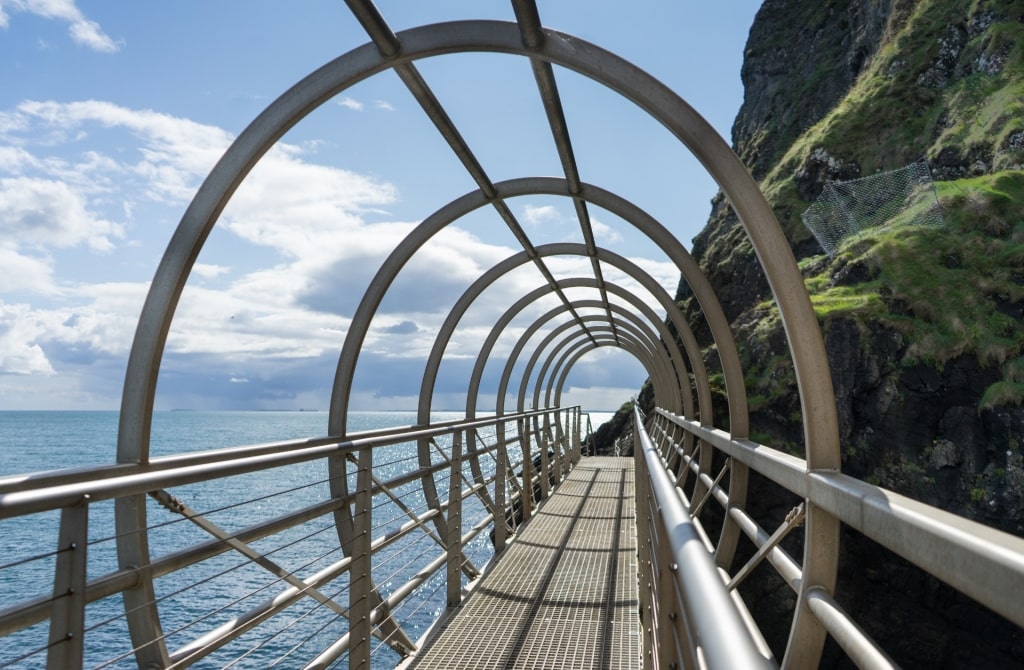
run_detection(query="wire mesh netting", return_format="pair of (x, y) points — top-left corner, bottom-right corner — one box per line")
(801, 159), (944, 256)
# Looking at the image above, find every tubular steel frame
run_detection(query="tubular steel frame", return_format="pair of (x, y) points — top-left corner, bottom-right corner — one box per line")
(0, 2), (1020, 669)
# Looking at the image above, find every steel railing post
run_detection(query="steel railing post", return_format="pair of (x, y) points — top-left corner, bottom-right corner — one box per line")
(519, 417), (534, 519)
(447, 430), (464, 606)
(536, 415), (550, 500)
(495, 424), (508, 553)
(349, 446), (373, 670)
(46, 497), (88, 670)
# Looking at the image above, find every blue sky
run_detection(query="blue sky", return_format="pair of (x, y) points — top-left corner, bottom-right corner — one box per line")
(0, 1), (761, 411)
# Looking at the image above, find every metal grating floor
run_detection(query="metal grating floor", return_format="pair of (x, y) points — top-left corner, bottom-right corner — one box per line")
(408, 457), (639, 669)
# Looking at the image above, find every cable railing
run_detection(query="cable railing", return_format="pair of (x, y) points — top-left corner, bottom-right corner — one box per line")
(634, 405), (1024, 669)
(0, 407), (581, 669)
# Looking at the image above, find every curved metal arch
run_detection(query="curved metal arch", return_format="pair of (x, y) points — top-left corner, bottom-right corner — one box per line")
(503, 178), (738, 430)
(418, 242), (691, 423)
(412, 244), (686, 525)
(507, 247), (695, 416)
(523, 315), (679, 415)
(549, 334), (666, 410)
(540, 326), (673, 414)
(523, 317), (678, 416)
(333, 176), (729, 437)
(551, 337), (657, 409)
(463, 281), (696, 423)
(115, 20), (839, 663)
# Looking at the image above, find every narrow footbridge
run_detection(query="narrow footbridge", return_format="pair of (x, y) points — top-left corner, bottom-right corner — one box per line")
(2, 2), (1024, 669)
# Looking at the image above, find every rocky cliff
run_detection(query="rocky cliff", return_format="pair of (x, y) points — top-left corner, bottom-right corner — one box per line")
(701, 0), (1024, 531)
(598, 0), (1024, 665)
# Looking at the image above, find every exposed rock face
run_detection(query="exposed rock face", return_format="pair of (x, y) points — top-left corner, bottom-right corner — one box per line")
(731, 0), (898, 179)
(628, 0), (1024, 666)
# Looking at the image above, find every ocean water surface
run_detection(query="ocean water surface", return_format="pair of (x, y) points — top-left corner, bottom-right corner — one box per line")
(0, 410), (610, 669)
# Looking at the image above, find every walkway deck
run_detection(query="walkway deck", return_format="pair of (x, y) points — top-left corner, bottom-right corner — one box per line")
(408, 457), (640, 669)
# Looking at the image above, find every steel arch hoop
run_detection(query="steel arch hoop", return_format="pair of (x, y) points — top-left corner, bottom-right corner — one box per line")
(115, 20), (838, 664)
(545, 324), (671, 410)
(463, 281), (696, 422)
(515, 247), (693, 416)
(333, 176), (730, 436)
(522, 314), (680, 414)
(462, 284), (695, 515)
(415, 242), (690, 422)
(412, 243), (686, 522)
(551, 335), (665, 408)
(526, 318), (677, 415)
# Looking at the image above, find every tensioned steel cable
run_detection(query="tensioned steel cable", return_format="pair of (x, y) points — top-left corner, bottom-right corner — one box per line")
(300, 539), (445, 667)
(220, 591), (339, 669)
(512, 0), (621, 346)
(88, 471), (340, 546)
(92, 523), (351, 669)
(344, 0), (600, 347)
(158, 535), (355, 668)
(262, 583), (354, 668)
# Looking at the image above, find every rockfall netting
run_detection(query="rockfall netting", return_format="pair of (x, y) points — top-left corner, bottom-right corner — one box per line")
(801, 159), (944, 256)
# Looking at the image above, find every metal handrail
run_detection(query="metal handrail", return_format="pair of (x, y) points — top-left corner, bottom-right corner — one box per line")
(656, 408), (1024, 630)
(640, 406), (1024, 669)
(0, 407), (576, 669)
(634, 407), (774, 669)
(0, 410), (554, 519)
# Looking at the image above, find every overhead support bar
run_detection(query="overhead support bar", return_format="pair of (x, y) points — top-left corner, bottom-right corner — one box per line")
(345, 0), (599, 348)
(512, 0), (619, 345)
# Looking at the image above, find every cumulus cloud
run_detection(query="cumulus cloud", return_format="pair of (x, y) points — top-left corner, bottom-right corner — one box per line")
(0, 248), (57, 294)
(0, 176), (123, 250)
(0, 97), (670, 410)
(0, 0), (121, 52)
(0, 302), (57, 374)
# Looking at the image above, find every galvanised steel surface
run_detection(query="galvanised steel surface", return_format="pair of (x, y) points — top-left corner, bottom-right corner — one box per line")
(406, 458), (640, 670)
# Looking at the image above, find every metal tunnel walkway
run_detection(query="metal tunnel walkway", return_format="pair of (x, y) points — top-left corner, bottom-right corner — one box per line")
(2, 1), (1024, 669)
(406, 457), (638, 670)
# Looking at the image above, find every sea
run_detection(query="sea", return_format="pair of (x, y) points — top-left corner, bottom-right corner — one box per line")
(0, 410), (613, 669)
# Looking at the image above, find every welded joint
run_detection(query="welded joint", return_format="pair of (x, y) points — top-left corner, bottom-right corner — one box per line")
(511, 0), (544, 49)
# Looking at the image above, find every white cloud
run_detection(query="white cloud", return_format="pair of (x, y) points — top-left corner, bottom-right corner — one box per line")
(0, 302), (57, 374)
(522, 204), (560, 226)
(337, 97), (363, 111)
(591, 215), (623, 243)
(0, 248), (57, 293)
(373, 100), (395, 112)
(0, 97), (672, 410)
(0, 145), (42, 174)
(67, 16), (118, 52)
(192, 263), (230, 279)
(0, 176), (123, 251)
(1, 0), (121, 52)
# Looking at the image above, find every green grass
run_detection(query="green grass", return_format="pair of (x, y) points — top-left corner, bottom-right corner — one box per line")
(785, 171), (1024, 410)
(980, 381), (1024, 409)
(755, 0), (1024, 243)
